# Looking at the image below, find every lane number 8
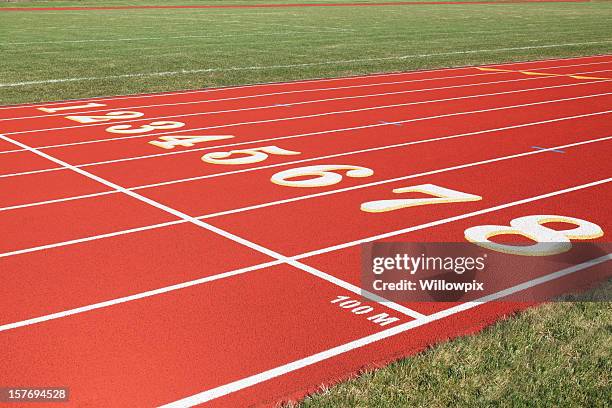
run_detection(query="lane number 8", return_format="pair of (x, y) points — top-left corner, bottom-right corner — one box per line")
(465, 215), (604, 256)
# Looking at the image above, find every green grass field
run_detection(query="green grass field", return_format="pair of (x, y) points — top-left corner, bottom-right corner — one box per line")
(1, 0), (611, 105)
(1, 1), (610, 406)
(299, 282), (611, 407)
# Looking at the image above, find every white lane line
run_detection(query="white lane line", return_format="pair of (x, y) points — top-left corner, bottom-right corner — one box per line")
(2, 88), (609, 180)
(2, 109), (609, 214)
(6, 76), (611, 136)
(197, 137), (612, 223)
(0, 134), (426, 326)
(0, 259), (283, 332)
(2, 80), (610, 163)
(1, 54), (609, 111)
(1, 41), (611, 88)
(0, 135), (608, 263)
(1, 177), (609, 334)
(2, 60), (610, 122)
(159, 254), (612, 407)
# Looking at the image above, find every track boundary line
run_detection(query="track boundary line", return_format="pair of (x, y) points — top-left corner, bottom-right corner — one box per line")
(2, 110), (610, 214)
(159, 253), (611, 407)
(6, 77), (610, 136)
(1, 54), (608, 110)
(2, 42), (611, 89)
(7, 62), (612, 122)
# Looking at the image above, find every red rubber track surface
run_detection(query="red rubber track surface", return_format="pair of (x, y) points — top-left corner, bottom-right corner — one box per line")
(0, 0), (590, 12)
(0, 55), (610, 407)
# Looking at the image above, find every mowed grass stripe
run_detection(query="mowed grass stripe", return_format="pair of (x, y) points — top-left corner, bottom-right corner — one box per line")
(1, 2), (611, 104)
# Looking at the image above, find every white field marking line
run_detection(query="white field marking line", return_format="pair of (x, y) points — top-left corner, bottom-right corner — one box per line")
(1, 134), (609, 261)
(0, 29), (348, 46)
(1, 109), (608, 215)
(4, 63), (611, 123)
(1, 54), (609, 111)
(1, 177), (609, 335)
(0, 134), (426, 325)
(4, 79), (610, 147)
(0, 70), (522, 122)
(1, 41), (611, 88)
(160, 254), (612, 407)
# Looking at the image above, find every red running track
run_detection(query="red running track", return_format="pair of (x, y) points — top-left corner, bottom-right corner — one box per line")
(0, 54), (610, 407)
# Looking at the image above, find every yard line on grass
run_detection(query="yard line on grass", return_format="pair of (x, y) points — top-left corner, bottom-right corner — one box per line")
(1, 54), (609, 111)
(0, 134), (608, 259)
(0, 176), (608, 335)
(1, 41), (610, 88)
(0, 29), (350, 46)
(0, 134), (427, 331)
(4, 63), (611, 123)
(160, 253), (612, 407)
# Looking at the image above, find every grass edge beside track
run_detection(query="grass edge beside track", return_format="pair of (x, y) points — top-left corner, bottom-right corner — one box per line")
(298, 281), (611, 407)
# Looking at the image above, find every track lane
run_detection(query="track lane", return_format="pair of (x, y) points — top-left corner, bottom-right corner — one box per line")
(1, 55), (610, 407)
(131, 109), (612, 219)
(1, 94), (610, 214)
(1, 76), (609, 178)
(205, 138), (611, 255)
(1, 121), (608, 328)
(0, 264), (409, 407)
(4, 75), (611, 143)
(1, 181), (608, 408)
(0, 221), (274, 326)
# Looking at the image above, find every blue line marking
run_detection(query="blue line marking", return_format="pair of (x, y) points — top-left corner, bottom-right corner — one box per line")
(531, 146), (565, 154)
(379, 120), (403, 126)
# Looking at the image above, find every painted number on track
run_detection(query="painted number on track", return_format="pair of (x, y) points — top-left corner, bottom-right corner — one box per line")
(37, 102), (106, 113)
(148, 135), (234, 149)
(361, 184), (482, 213)
(107, 121), (185, 134)
(465, 214), (604, 256)
(66, 111), (144, 124)
(202, 145), (300, 165)
(331, 296), (399, 326)
(271, 165), (373, 188)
